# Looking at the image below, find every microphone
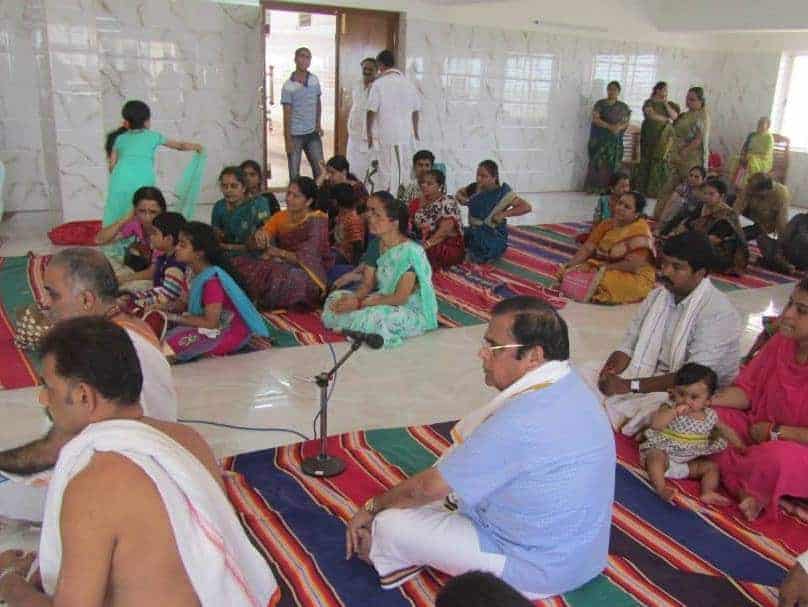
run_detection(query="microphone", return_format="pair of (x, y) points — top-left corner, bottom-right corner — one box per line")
(341, 329), (384, 349)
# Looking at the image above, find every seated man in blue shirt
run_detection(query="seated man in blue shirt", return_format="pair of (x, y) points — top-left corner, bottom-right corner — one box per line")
(345, 296), (616, 599)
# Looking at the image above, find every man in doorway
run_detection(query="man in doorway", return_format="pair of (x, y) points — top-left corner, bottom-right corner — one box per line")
(0, 317), (276, 606)
(0, 248), (178, 522)
(347, 57), (378, 185)
(282, 46), (325, 180)
(366, 49), (421, 193)
(346, 296), (615, 599)
(596, 231), (741, 435)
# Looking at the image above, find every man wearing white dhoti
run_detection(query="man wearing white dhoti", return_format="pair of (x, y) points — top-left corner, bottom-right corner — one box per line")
(345, 296), (615, 599)
(346, 57), (378, 184)
(595, 231), (741, 435)
(366, 49), (421, 194)
(0, 317), (277, 607)
(0, 248), (178, 522)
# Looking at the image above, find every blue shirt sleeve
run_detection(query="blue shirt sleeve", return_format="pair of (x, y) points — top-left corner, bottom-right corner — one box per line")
(153, 130), (166, 148)
(438, 402), (529, 509)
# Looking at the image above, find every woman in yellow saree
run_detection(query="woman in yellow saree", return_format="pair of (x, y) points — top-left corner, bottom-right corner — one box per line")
(559, 191), (655, 304)
(731, 117), (774, 188)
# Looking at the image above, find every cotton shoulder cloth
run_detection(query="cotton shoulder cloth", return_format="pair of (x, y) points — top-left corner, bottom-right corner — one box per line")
(39, 420), (277, 607)
(446, 360), (572, 452)
(624, 278), (713, 379)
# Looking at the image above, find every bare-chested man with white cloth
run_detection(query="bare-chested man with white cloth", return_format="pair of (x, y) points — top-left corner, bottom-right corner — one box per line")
(0, 317), (276, 607)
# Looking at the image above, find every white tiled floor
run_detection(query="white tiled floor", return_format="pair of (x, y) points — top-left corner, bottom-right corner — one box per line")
(0, 193), (794, 461)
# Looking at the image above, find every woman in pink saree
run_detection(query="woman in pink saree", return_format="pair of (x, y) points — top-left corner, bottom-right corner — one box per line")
(712, 278), (808, 521)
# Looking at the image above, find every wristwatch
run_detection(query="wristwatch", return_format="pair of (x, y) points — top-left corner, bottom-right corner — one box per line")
(630, 379), (641, 393)
(363, 497), (377, 515)
(770, 424), (782, 441)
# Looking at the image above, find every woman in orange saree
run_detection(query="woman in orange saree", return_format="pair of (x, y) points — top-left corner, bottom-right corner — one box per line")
(558, 191), (655, 304)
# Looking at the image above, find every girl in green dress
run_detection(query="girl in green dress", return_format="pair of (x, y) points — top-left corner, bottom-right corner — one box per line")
(323, 191), (438, 348)
(633, 81), (680, 198)
(104, 100), (202, 226)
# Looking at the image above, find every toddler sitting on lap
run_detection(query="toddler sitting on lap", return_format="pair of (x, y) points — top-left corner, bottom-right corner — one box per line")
(640, 362), (739, 505)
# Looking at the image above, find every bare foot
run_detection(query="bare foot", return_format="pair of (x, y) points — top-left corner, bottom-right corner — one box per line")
(739, 495), (763, 521)
(656, 485), (676, 503)
(701, 491), (731, 506)
(355, 527), (373, 563)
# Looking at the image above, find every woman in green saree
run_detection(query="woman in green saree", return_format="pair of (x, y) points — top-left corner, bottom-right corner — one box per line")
(210, 166), (273, 254)
(322, 191), (438, 348)
(634, 81), (680, 198)
(654, 87), (710, 220)
(584, 81), (632, 193)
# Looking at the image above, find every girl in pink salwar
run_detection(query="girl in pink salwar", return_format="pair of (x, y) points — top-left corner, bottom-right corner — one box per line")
(712, 278), (808, 521)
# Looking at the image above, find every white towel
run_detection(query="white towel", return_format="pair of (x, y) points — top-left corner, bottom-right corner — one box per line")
(446, 360), (572, 449)
(39, 420), (277, 606)
(624, 278), (713, 380)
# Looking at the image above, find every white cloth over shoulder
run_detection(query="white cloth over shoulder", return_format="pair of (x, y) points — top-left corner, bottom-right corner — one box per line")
(39, 420), (276, 607)
(446, 359), (572, 451)
(125, 328), (178, 422)
(623, 278), (712, 379)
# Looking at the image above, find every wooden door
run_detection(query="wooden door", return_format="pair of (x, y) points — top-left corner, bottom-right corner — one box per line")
(335, 10), (399, 156)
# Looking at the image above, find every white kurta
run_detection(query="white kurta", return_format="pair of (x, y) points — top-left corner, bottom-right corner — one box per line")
(367, 69), (421, 193)
(347, 82), (375, 183)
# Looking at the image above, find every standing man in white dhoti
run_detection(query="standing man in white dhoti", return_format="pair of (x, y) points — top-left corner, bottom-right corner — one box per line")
(345, 296), (615, 599)
(595, 231), (741, 435)
(346, 57), (378, 185)
(0, 317), (277, 607)
(366, 49), (421, 194)
(0, 248), (178, 522)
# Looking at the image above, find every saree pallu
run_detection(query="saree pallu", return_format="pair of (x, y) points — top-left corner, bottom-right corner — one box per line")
(634, 100), (678, 197)
(584, 99), (631, 192)
(715, 334), (808, 520)
(464, 183), (515, 263)
(574, 219), (655, 304)
(232, 211), (331, 310)
(747, 132), (774, 173)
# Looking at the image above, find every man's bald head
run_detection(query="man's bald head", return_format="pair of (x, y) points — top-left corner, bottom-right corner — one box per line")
(44, 248), (119, 321)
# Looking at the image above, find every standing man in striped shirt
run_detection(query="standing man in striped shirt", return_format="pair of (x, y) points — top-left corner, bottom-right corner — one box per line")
(282, 47), (325, 181)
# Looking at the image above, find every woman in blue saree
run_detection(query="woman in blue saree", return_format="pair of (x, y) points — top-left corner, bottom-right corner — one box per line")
(456, 160), (532, 263)
(210, 166), (273, 254)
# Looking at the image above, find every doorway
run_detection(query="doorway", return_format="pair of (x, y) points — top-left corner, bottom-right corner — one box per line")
(262, 3), (399, 191)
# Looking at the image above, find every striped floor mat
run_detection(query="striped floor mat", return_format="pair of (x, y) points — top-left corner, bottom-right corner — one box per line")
(223, 423), (804, 607)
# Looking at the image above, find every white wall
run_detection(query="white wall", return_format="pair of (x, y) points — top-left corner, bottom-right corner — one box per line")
(2, 0), (263, 222)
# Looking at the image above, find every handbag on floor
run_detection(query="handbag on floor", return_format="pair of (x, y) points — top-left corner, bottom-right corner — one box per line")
(559, 266), (605, 303)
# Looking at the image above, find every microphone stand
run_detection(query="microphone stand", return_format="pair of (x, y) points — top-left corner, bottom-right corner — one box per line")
(301, 339), (363, 477)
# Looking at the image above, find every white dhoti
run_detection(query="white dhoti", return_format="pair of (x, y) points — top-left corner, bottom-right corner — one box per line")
(369, 501), (508, 590)
(579, 361), (668, 436)
(39, 420), (278, 605)
(374, 142), (415, 194)
(347, 136), (374, 186)
(0, 475), (47, 522)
